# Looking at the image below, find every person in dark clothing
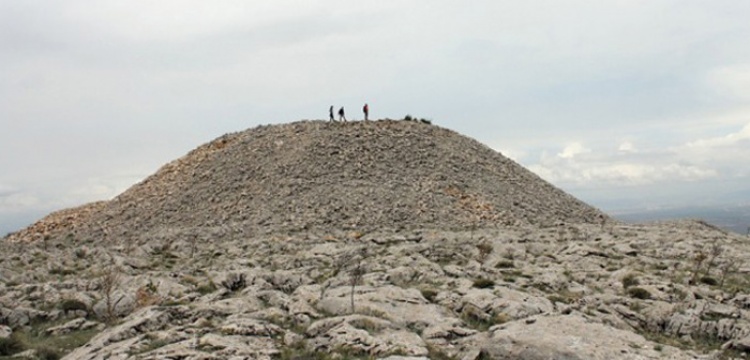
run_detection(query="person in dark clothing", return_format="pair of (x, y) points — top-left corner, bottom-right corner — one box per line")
(338, 107), (346, 121)
(363, 103), (369, 121)
(329, 105), (335, 121)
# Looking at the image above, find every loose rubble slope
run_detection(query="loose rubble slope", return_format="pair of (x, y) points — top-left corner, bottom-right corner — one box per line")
(6, 120), (607, 244)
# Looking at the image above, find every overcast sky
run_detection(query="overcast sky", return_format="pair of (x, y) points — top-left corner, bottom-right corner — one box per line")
(2, 1), (750, 235)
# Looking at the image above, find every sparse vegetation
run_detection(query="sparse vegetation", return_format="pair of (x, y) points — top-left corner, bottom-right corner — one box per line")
(473, 278), (495, 289)
(547, 288), (583, 304)
(196, 281), (217, 295)
(2, 320), (98, 359)
(629, 301), (645, 312)
(428, 344), (457, 360)
(703, 242), (723, 277)
(494, 260), (515, 269)
(135, 283), (161, 308)
(690, 249), (708, 284)
(97, 265), (123, 323)
(461, 307), (508, 331)
(622, 273), (640, 288)
(476, 241), (493, 262)
(49, 267), (76, 276)
(59, 299), (88, 314)
(220, 273), (247, 292)
(0, 336), (24, 356)
(718, 257), (740, 289)
(73, 247), (87, 259)
(403, 114), (432, 124)
(627, 287), (652, 300)
(134, 337), (172, 355)
(36, 346), (62, 360)
(420, 288), (439, 303)
(348, 247), (369, 314)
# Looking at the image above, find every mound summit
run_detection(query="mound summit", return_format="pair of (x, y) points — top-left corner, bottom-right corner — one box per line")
(7, 120), (607, 243)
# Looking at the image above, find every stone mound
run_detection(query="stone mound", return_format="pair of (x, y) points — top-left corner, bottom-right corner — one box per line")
(6, 120), (607, 243)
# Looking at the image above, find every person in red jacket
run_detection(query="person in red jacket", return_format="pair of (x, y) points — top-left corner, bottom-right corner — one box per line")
(363, 103), (369, 121)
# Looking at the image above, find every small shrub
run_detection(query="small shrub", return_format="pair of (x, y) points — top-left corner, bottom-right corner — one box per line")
(629, 301), (645, 312)
(161, 299), (186, 307)
(700, 276), (719, 286)
(36, 347), (62, 360)
(547, 294), (571, 304)
(427, 345), (455, 360)
(420, 289), (438, 303)
(622, 273), (639, 288)
(221, 273), (246, 292)
(495, 260), (515, 269)
(136, 286), (161, 308)
(473, 278), (495, 289)
(97, 266), (123, 323)
(196, 282), (217, 295)
(461, 308), (508, 331)
(547, 287), (582, 304)
(49, 268), (76, 276)
(136, 338), (171, 355)
(74, 248), (87, 259)
(0, 336), (24, 355)
(59, 299), (88, 313)
(180, 275), (201, 287)
(476, 242), (493, 262)
(627, 287), (652, 300)
(669, 287), (688, 300)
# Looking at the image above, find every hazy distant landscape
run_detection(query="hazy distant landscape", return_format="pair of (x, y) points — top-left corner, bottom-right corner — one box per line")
(614, 204), (750, 235)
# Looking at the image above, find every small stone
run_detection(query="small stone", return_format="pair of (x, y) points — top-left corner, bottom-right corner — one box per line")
(0, 325), (11, 339)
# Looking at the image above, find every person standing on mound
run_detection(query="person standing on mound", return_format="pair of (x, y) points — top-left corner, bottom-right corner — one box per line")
(363, 103), (369, 121)
(329, 105), (335, 121)
(338, 107), (346, 121)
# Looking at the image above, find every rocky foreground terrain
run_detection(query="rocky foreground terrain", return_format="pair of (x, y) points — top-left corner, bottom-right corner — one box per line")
(2, 120), (750, 360)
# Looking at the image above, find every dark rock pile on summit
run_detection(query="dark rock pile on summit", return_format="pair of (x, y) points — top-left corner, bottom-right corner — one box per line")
(8, 120), (605, 243)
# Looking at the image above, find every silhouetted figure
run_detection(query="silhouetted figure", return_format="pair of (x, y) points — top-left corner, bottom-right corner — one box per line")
(329, 105), (335, 121)
(338, 107), (346, 121)
(363, 103), (369, 121)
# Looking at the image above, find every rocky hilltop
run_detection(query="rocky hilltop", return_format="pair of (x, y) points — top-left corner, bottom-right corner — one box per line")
(6, 120), (606, 244)
(2, 120), (750, 360)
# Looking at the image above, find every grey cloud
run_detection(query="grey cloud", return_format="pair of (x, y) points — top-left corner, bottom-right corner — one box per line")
(2, 1), (750, 232)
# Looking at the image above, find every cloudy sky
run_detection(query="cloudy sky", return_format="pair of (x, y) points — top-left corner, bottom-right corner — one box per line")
(2, 1), (750, 235)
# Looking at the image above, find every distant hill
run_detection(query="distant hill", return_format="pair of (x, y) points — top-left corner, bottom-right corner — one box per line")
(614, 204), (750, 235)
